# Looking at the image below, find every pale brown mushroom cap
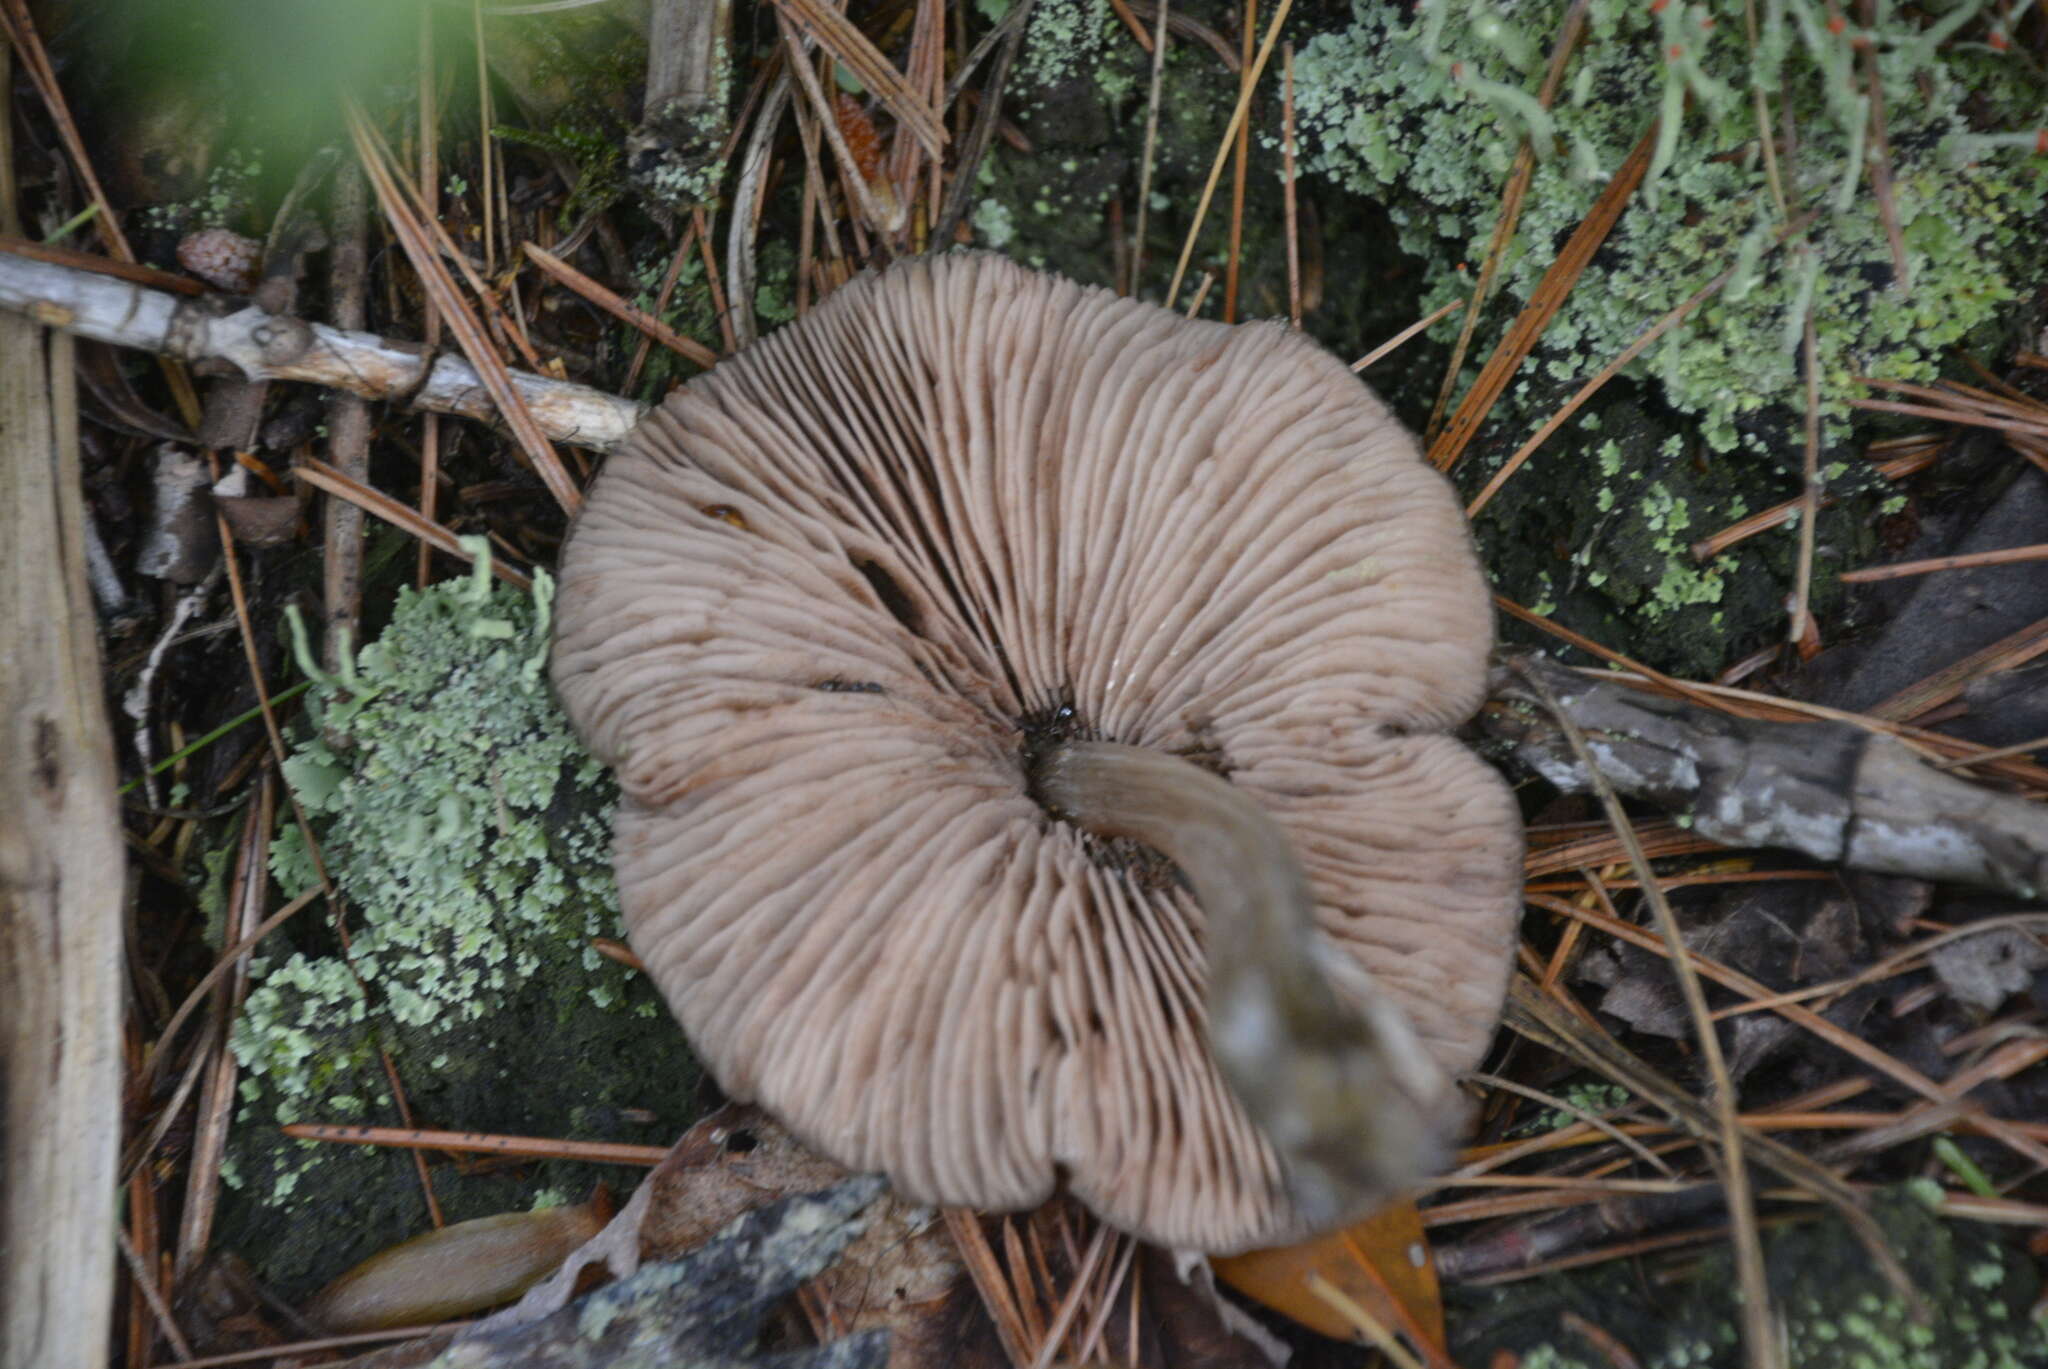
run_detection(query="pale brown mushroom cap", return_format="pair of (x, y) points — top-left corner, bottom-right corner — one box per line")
(551, 253), (1522, 1253)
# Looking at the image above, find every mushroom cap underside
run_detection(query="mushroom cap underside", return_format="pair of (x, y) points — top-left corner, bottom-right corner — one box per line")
(551, 252), (1523, 1252)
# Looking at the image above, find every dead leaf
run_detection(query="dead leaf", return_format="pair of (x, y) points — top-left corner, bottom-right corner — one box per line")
(1211, 1201), (1450, 1362)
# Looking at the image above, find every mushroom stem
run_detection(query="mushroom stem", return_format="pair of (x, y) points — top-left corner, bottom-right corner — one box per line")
(1040, 741), (1446, 1229)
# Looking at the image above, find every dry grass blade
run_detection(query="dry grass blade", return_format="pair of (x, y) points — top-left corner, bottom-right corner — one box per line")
(1305, 1275), (1430, 1369)
(1426, 120), (1657, 473)
(1281, 42), (1300, 327)
(522, 241), (720, 370)
(1459, 1072), (1677, 1177)
(1352, 299), (1463, 373)
(771, 0), (947, 153)
(1221, 0), (1255, 322)
(1164, 0), (1295, 308)
(1840, 541), (2048, 584)
(279, 1123), (669, 1167)
(1512, 665), (1780, 1369)
(344, 101), (582, 516)
(294, 458), (533, 591)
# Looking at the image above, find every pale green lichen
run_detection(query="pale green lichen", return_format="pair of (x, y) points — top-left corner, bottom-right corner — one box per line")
(229, 548), (654, 1212)
(1017, 0), (1112, 94)
(1289, 0), (2048, 457)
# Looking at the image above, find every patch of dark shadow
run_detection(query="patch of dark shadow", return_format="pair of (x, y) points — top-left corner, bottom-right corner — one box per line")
(813, 677), (886, 694)
(855, 557), (923, 637)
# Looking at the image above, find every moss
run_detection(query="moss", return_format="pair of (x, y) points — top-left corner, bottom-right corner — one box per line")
(1453, 1189), (2048, 1368)
(221, 549), (698, 1296)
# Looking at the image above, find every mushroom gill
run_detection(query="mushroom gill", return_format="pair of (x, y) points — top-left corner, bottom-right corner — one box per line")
(551, 252), (1523, 1252)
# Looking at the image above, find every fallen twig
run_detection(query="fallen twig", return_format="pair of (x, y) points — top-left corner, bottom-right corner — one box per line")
(1491, 653), (2048, 899)
(0, 249), (645, 449)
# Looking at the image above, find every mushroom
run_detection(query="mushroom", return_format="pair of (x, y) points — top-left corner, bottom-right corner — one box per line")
(551, 253), (1523, 1253)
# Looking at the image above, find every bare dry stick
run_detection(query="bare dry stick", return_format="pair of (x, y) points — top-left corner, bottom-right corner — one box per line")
(522, 241), (720, 369)
(0, 251), (646, 449)
(1496, 654), (2048, 899)
(1164, 0), (1294, 309)
(2, 318), (123, 1369)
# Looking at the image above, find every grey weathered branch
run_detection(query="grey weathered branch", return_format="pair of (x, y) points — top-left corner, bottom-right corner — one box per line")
(1491, 654), (2048, 900)
(1, 318), (124, 1369)
(0, 251), (645, 451)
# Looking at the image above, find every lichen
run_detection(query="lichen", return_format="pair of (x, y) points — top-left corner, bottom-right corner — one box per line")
(222, 546), (696, 1294)
(1289, 0), (2047, 457)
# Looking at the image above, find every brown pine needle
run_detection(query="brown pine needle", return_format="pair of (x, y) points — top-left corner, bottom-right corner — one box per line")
(295, 458), (532, 591)
(771, 0), (947, 154)
(1465, 209), (1818, 517)
(1221, 0), (1254, 323)
(1164, 0), (1294, 308)
(1352, 299), (1464, 373)
(1427, 119), (1658, 472)
(1841, 542), (2048, 584)
(1514, 667), (1780, 1369)
(1867, 614), (2048, 722)
(281, 1123), (669, 1167)
(522, 241), (719, 370)
(345, 102), (581, 515)
(1691, 447), (1936, 559)
(1424, 0), (1590, 441)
